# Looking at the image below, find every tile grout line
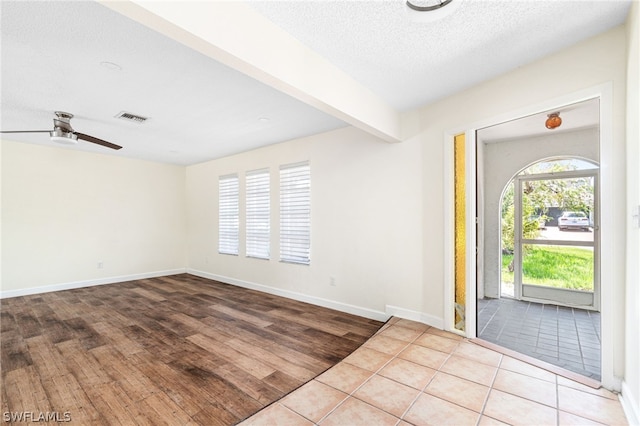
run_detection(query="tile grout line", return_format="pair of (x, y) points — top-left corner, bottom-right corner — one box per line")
(475, 350), (504, 426)
(494, 299), (512, 341)
(556, 371), (560, 426)
(396, 330), (457, 423)
(478, 299), (500, 337)
(398, 338), (510, 424)
(366, 324), (466, 424)
(314, 323), (425, 425)
(572, 306), (588, 374)
(373, 326), (435, 423)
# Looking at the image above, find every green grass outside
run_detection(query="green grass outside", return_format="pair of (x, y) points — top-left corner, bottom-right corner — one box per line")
(502, 246), (594, 291)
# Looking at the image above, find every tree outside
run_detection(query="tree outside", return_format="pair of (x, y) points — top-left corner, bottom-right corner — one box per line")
(501, 160), (595, 291)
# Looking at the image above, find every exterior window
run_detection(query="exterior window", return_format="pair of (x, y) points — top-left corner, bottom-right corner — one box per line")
(246, 168), (270, 259)
(218, 174), (239, 255)
(280, 162), (311, 264)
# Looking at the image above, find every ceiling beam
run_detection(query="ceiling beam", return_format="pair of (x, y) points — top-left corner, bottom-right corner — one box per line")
(100, 0), (401, 143)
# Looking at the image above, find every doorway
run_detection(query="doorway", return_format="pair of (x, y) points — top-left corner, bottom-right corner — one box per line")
(502, 162), (599, 310)
(475, 98), (602, 380)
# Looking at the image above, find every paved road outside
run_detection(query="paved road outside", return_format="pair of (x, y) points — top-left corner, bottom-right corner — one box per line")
(533, 225), (594, 243)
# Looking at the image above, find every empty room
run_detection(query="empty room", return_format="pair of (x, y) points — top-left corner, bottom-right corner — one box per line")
(1, 0), (639, 425)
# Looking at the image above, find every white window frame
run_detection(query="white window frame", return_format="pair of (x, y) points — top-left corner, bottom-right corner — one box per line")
(218, 173), (239, 255)
(246, 168), (270, 259)
(279, 162), (311, 265)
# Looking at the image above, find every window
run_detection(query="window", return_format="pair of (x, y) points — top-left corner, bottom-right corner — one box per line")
(218, 174), (239, 255)
(246, 168), (270, 259)
(280, 162), (311, 264)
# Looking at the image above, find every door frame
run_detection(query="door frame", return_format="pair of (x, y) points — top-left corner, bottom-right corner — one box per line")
(443, 82), (619, 390)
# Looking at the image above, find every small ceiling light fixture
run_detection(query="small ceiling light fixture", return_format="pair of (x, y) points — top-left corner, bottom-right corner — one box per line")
(545, 112), (562, 130)
(405, 0), (461, 23)
(100, 61), (122, 71)
(406, 0), (453, 12)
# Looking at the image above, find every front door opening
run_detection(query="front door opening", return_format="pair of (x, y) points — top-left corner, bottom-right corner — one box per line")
(480, 158), (601, 381)
(475, 97), (602, 381)
(500, 159), (599, 309)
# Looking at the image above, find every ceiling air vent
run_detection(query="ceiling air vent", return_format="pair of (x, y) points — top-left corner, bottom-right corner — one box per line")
(115, 111), (149, 124)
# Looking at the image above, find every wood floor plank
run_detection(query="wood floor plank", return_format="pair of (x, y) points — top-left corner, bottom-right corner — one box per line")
(86, 382), (144, 426)
(1, 380), (10, 420)
(129, 352), (210, 417)
(25, 335), (70, 381)
(0, 329), (32, 373)
(14, 309), (43, 339)
(4, 366), (52, 416)
(211, 319), (334, 373)
(224, 338), (317, 382)
(212, 363), (285, 405)
(1, 274), (382, 424)
(211, 304), (274, 328)
(131, 287), (167, 302)
(0, 310), (16, 333)
(40, 374), (102, 424)
(55, 339), (113, 387)
(90, 321), (146, 357)
(187, 333), (277, 380)
(89, 345), (160, 402)
(138, 391), (196, 426)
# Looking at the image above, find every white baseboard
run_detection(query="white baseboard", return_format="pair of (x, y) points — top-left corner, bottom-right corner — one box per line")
(188, 269), (390, 322)
(0, 268), (187, 299)
(621, 381), (640, 426)
(385, 304), (444, 329)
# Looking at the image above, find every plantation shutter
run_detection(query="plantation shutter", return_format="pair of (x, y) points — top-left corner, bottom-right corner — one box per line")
(246, 168), (270, 259)
(218, 174), (239, 255)
(279, 162), (311, 264)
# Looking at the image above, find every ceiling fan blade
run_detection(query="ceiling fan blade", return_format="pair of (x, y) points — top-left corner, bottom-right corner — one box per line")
(75, 132), (122, 150)
(1, 130), (51, 134)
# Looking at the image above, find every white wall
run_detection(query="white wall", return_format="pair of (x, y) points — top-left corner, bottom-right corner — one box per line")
(624, 1), (640, 424)
(186, 126), (423, 320)
(184, 25), (630, 335)
(408, 26), (628, 326)
(1, 140), (187, 296)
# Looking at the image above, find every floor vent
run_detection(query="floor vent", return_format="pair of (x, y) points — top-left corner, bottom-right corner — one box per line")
(115, 111), (149, 123)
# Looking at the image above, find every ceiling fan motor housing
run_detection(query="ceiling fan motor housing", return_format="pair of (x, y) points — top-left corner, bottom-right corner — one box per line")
(50, 128), (78, 145)
(50, 111), (78, 144)
(54, 111), (74, 130)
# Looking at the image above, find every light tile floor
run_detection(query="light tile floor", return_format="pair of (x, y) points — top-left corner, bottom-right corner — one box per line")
(240, 317), (628, 426)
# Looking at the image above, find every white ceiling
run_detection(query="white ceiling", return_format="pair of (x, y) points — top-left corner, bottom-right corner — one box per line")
(0, 0), (631, 165)
(249, 0), (631, 111)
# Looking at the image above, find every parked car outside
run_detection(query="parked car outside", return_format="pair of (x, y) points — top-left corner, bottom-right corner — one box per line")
(558, 211), (591, 231)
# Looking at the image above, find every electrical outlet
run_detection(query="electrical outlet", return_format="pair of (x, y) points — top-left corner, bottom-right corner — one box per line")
(633, 205), (640, 228)
(329, 276), (336, 287)
(97, 261), (104, 269)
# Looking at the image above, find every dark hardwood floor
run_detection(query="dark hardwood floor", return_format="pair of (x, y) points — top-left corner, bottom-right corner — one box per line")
(1, 274), (383, 424)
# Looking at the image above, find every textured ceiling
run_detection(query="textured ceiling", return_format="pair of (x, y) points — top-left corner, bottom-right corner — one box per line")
(250, 0), (631, 111)
(0, 0), (632, 165)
